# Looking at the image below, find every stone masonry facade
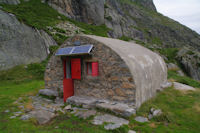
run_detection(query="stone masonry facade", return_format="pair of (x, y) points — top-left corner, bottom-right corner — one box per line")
(45, 36), (136, 105)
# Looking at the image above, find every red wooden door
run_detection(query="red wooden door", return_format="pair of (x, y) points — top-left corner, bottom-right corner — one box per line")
(63, 79), (74, 102)
(71, 58), (81, 79)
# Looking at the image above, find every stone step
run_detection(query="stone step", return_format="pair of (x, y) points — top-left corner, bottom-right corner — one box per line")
(67, 96), (136, 117)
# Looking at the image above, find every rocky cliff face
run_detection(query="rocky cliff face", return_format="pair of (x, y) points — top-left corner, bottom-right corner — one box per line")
(0, 10), (57, 70)
(47, 0), (105, 25)
(0, 0), (20, 5)
(47, 0), (200, 80)
(131, 0), (156, 11)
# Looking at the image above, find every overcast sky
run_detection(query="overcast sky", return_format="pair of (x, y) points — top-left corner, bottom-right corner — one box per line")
(153, 0), (200, 34)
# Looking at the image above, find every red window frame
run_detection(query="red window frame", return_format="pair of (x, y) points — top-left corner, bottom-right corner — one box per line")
(87, 62), (99, 77)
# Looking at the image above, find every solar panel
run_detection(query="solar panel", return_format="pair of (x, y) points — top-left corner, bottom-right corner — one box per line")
(55, 45), (93, 56)
(55, 47), (73, 56)
(71, 45), (93, 54)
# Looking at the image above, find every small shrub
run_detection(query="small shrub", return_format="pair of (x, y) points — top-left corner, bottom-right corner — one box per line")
(151, 37), (162, 45)
(105, 16), (112, 21)
(27, 62), (46, 80)
(53, 27), (66, 33)
(52, 33), (68, 45)
(49, 45), (59, 55)
(119, 36), (132, 41)
(158, 48), (179, 63)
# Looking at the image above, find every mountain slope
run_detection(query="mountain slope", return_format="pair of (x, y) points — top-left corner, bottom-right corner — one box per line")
(47, 0), (200, 80)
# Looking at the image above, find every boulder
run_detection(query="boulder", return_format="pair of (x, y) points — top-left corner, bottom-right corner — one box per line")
(92, 114), (129, 130)
(39, 89), (58, 97)
(0, 10), (57, 71)
(167, 63), (179, 70)
(29, 109), (56, 125)
(20, 114), (32, 121)
(135, 116), (148, 123)
(74, 110), (96, 119)
(67, 96), (136, 117)
(176, 48), (200, 81)
(173, 82), (196, 91)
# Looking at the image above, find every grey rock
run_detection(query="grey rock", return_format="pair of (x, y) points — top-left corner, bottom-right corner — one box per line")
(177, 70), (185, 76)
(18, 105), (24, 109)
(13, 111), (22, 116)
(64, 105), (72, 110)
(96, 102), (136, 117)
(55, 126), (59, 129)
(10, 116), (16, 119)
(173, 82), (196, 91)
(0, 0), (20, 5)
(29, 110), (56, 125)
(167, 63), (179, 70)
(74, 110), (96, 119)
(67, 96), (136, 117)
(20, 115), (31, 120)
(92, 114), (129, 126)
(0, 10), (57, 71)
(67, 96), (97, 107)
(55, 97), (64, 105)
(48, 0), (105, 25)
(104, 123), (121, 130)
(161, 82), (172, 89)
(176, 48), (200, 81)
(4, 109), (10, 113)
(135, 116), (148, 123)
(39, 89), (58, 97)
(124, 108), (136, 117)
(152, 109), (162, 117)
(150, 108), (155, 114)
(148, 114), (153, 120)
(128, 130), (137, 133)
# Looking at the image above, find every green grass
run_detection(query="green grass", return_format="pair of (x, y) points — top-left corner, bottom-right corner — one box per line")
(67, 19), (110, 37)
(131, 86), (200, 133)
(158, 48), (179, 63)
(119, 36), (132, 41)
(168, 70), (200, 88)
(130, 70), (200, 132)
(1, 0), (66, 30)
(52, 33), (69, 45)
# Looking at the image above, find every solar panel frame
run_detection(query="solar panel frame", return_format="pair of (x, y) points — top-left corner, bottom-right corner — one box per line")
(55, 46), (74, 56)
(55, 45), (93, 56)
(71, 45), (93, 54)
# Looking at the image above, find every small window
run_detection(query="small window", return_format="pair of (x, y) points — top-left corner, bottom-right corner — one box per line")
(87, 62), (99, 76)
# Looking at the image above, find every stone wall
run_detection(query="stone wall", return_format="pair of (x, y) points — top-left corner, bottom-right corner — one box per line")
(45, 36), (136, 105)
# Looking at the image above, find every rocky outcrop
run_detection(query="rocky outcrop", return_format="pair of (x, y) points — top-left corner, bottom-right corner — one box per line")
(176, 47), (200, 81)
(0, 10), (57, 70)
(47, 0), (105, 25)
(0, 0), (20, 5)
(132, 0), (156, 11)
